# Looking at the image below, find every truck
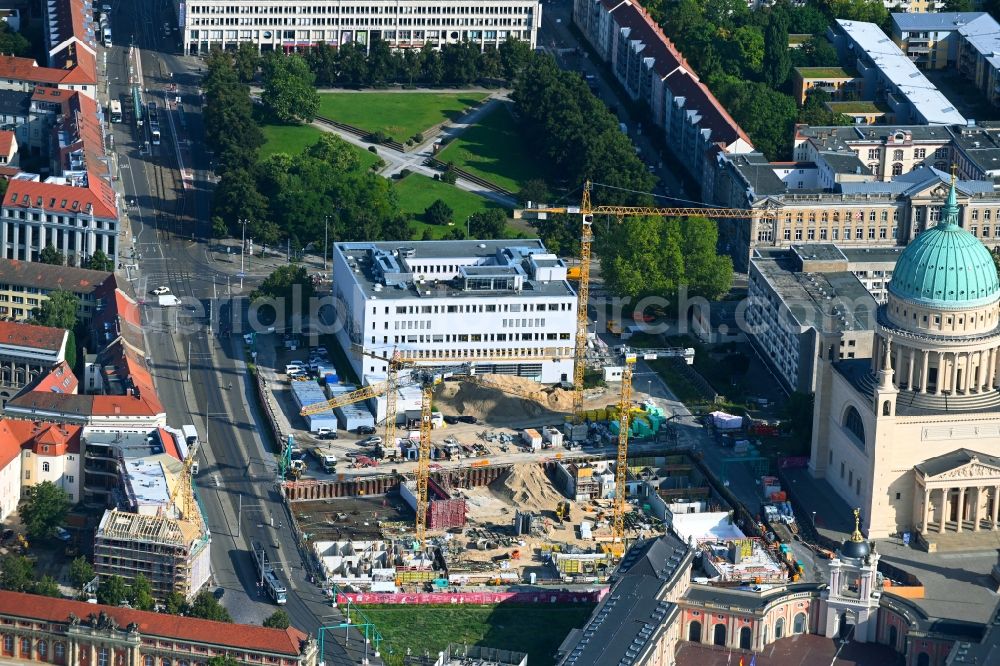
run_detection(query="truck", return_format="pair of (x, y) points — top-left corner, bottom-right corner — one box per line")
(310, 447), (337, 472)
(158, 294), (181, 307)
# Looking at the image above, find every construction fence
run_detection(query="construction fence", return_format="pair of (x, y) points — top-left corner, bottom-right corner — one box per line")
(337, 589), (606, 605)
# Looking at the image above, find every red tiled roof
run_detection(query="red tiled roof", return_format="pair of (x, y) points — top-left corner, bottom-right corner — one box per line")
(665, 70), (753, 148)
(0, 420), (24, 468)
(0, 591), (308, 656)
(0, 55), (66, 84)
(0, 320), (67, 352)
(0, 130), (16, 157)
(2, 419), (82, 456)
(5, 173), (117, 219)
(158, 427), (182, 461)
(30, 361), (78, 396)
(7, 391), (163, 419)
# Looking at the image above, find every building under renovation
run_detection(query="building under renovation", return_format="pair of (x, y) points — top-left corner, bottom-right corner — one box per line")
(93, 509), (211, 600)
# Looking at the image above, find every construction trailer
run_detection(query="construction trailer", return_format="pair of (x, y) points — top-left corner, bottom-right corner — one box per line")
(93, 509), (211, 600)
(326, 383), (376, 432)
(291, 381), (339, 433)
(401, 478), (466, 530)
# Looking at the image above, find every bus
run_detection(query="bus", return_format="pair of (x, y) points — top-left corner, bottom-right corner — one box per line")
(251, 541), (287, 605)
(109, 100), (122, 123)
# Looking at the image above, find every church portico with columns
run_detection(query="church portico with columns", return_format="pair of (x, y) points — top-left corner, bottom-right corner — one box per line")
(810, 173), (1000, 545)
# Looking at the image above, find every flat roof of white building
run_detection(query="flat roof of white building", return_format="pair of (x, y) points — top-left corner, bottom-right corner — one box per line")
(334, 239), (576, 300)
(891, 11), (990, 33)
(957, 14), (1000, 72)
(837, 19), (966, 125)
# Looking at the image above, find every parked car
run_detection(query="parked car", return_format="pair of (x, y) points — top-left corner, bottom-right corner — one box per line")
(55, 527), (72, 542)
(443, 415), (459, 425)
(151, 286), (170, 295)
(355, 425), (377, 435)
(361, 436), (383, 446)
(457, 416), (477, 424)
(316, 429), (338, 440)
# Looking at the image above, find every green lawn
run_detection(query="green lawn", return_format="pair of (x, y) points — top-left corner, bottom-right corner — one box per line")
(395, 173), (505, 239)
(316, 92), (489, 143)
(359, 604), (594, 666)
(260, 122), (382, 170)
(436, 103), (544, 193)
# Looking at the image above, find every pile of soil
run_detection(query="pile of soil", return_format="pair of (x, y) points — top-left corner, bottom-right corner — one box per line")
(436, 376), (576, 421)
(487, 464), (566, 514)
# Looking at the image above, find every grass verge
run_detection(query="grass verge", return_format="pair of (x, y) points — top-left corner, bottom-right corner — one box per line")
(260, 122), (382, 171)
(360, 603), (594, 666)
(317, 92), (489, 143)
(435, 103), (544, 193)
(395, 173), (504, 239)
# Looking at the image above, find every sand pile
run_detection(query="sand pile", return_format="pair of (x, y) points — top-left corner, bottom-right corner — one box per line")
(436, 376), (576, 421)
(488, 464), (566, 513)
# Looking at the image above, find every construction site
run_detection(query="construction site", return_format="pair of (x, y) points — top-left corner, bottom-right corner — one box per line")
(93, 509), (211, 600)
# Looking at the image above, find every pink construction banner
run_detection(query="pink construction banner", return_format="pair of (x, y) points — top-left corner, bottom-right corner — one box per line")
(337, 590), (606, 605)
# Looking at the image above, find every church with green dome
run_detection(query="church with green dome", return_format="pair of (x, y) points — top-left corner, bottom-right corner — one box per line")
(810, 175), (1000, 547)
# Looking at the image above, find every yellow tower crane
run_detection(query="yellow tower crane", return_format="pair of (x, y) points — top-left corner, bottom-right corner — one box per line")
(163, 434), (203, 531)
(299, 350), (563, 544)
(520, 182), (775, 422)
(595, 346), (694, 556)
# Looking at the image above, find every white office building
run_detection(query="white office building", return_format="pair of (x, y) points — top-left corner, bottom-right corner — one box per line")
(331, 239), (576, 385)
(181, 0), (541, 55)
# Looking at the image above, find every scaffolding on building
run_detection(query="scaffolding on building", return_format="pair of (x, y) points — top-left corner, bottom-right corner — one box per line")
(93, 509), (210, 600)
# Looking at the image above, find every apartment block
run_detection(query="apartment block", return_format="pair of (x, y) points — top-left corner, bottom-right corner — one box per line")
(828, 19), (965, 125)
(747, 246), (876, 394)
(181, 0), (541, 55)
(332, 239), (576, 385)
(573, 0), (753, 186)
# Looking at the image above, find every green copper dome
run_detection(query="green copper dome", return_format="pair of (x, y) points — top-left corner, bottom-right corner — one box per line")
(887, 180), (1000, 307)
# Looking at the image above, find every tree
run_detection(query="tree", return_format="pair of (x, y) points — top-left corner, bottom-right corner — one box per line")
(799, 89), (851, 127)
(251, 264), (315, 304)
(678, 216), (733, 300)
(517, 178), (550, 206)
(261, 54), (320, 123)
(263, 610), (290, 629)
(188, 590), (233, 622)
(762, 15), (791, 88)
(444, 226), (467, 240)
(34, 576), (61, 598)
(942, 0), (975, 9)
(0, 23), (30, 57)
(207, 657), (240, 666)
(306, 134), (361, 174)
(19, 481), (71, 539)
(467, 209), (507, 239)
(164, 591), (188, 615)
(0, 554), (35, 592)
(824, 0), (888, 25)
(69, 556), (95, 591)
(211, 216), (229, 239)
(129, 574), (155, 611)
(86, 249), (114, 272)
(39, 244), (65, 266)
(424, 199), (453, 226)
(33, 290), (78, 331)
(234, 42), (260, 83)
(96, 575), (129, 606)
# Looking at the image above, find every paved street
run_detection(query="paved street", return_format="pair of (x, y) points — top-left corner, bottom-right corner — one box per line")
(102, 1), (381, 662)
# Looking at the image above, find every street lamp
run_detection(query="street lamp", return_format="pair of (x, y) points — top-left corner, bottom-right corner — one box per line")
(323, 215), (329, 272)
(239, 218), (248, 289)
